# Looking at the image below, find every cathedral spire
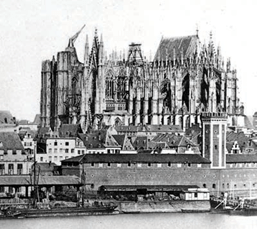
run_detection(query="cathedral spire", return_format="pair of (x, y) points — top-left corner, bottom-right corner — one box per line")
(84, 34), (89, 66)
(99, 33), (104, 65)
(173, 48), (176, 67)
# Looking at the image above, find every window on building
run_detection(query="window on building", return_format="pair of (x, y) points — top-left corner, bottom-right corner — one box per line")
(65, 142), (69, 146)
(107, 163), (111, 167)
(148, 163), (151, 167)
(78, 150), (81, 154)
(91, 163), (94, 167)
(65, 149), (69, 153)
(194, 193), (198, 198)
(128, 162), (131, 167)
(17, 164), (23, 175)
(59, 156), (63, 160)
(212, 184), (216, 189)
(0, 164), (5, 175)
(54, 156), (57, 161)
(214, 145), (218, 150)
(49, 149), (52, 153)
(82, 150), (84, 154)
(12, 150), (16, 155)
(54, 141), (57, 146)
(49, 156), (52, 162)
(54, 148), (57, 153)
(168, 162), (171, 167)
(227, 183), (230, 188)
(0, 186), (4, 193)
(8, 164), (14, 175)
(71, 149), (74, 153)
(203, 184), (206, 188)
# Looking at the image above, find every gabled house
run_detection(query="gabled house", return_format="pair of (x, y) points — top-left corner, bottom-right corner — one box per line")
(0, 132), (33, 175)
(151, 133), (200, 154)
(79, 130), (121, 154)
(112, 135), (136, 154)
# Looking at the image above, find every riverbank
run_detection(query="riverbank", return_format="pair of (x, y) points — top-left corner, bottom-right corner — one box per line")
(0, 200), (211, 219)
(117, 200), (211, 213)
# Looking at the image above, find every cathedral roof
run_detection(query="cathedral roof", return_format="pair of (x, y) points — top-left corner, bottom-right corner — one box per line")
(154, 35), (198, 60)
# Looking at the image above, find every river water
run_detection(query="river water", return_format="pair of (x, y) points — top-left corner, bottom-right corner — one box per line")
(1, 213), (257, 229)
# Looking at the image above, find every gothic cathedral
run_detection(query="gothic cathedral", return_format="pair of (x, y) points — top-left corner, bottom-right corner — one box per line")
(40, 28), (243, 132)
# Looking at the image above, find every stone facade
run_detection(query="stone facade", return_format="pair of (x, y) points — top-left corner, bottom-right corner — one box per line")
(40, 29), (243, 132)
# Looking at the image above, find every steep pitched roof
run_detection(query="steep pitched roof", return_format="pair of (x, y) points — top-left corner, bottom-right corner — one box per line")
(131, 136), (148, 150)
(154, 35), (198, 60)
(0, 132), (24, 152)
(226, 131), (250, 152)
(78, 130), (120, 149)
(112, 135), (135, 151)
(0, 110), (16, 125)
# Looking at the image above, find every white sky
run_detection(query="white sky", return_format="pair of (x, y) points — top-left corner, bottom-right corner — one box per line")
(0, 0), (256, 121)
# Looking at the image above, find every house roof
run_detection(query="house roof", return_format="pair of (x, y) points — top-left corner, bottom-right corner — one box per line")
(154, 35), (198, 60)
(226, 131), (250, 151)
(18, 129), (37, 140)
(0, 132), (24, 151)
(226, 154), (257, 163)
(0, 175), (81, 186)
(112, 135), (135, 151)
(78, 130), (120, 149)
(59, 124), (82, 137)
(151, 134), (197, 148)
(62, 154), (210, 164)
(131, 136), (148, 150)
(18, 120), (29, 125)
(38, 127), (51, 136)
(0, 110), (16, 125)
(38, 162), (57, 172)
(115, 125), (183, 133)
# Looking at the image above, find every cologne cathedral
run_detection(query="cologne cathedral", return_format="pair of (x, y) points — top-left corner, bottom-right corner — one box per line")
(40, 27), (243, 132)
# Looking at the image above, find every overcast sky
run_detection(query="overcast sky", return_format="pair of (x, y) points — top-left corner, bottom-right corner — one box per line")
(0, 0), (256, 121)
